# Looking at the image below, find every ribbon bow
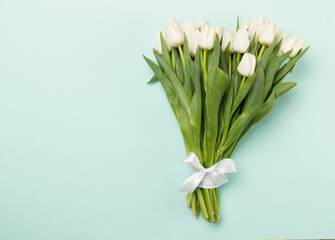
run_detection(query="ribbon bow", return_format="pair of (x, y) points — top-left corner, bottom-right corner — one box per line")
(179, 152), (237, 193)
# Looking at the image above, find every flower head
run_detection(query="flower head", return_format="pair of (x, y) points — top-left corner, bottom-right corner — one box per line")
(232, 29), (250, 53)
(165, 17), (184, 47)
(281, 35), (305, 58)
(237, 53), (256, 77)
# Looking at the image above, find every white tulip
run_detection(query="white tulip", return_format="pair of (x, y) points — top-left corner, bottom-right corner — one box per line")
(198, 25), (216, 50)
(249, 23), (266, 40)
(248, 15), (264, 39)
(259, 21), (277, 46)
(214, 25), (223, 40)
(275, 29), (286, 45)
(221, 30), (234, 53)
(180, 19), (194, 33)
(183, 25), (199, 56)
(237, 53), (256, 77)
(165, 17), (184, 47)
(232, 29), (250, 53)
(249, 15), (264, 29)
(196, 18), (207, 31)
(156, 33), (171, 54)
(240, 18), (251, 30)
(281, 35), (305, 58)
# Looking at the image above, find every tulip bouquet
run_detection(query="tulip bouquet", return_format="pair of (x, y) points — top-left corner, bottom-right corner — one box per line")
(143, 15), (308, 223)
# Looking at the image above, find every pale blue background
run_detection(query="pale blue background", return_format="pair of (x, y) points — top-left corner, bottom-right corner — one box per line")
(0, 0), (334, 239)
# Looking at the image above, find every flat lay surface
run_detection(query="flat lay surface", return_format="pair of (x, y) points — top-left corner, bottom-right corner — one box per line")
(0, 0), (334, 239)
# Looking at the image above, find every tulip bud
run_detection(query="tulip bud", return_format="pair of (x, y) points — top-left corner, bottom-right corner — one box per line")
(237, 53), (256, 77)
(196, 18), (207, 31)
(180, 19), (194, 33)
(198, 25), (216, 50)
(165, 17), (184, 47)
(275, 29), (286, 45)
(248, 15), (264, 39)
(232, 29), (250, 53)
(156, 33), (171, 54)
(249, 15), (264, 29)
(240, 18), (251, 30)
(183, 24), (199, 57)
(259, 21), (277, 46)
(221, 30), (234, 53)
(214, 25), (223, 40)
(281, 35), (305, 58)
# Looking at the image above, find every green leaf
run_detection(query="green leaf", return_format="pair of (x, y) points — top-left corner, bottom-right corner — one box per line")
(236, 16), (239, 32)
(143, 55), (179, 115)
(231, 70), (258, 114)
(172, 48), (185, 85)
(204, 67), (229, 166)
(219, 103), (269, 153)
(183, 36), (194, 101)
(252, 91), (275, 124)
(153, 50), (191, 116)
(143, 55), (194, 154)
(263, 50), (292, 99)
(242, 65), (265, 111)
(249, 34), (258, 55)
(273, 46), (310, 84)
(232, 72), (241, 97)
(254, 82), (297, 124)
(188, 59), (202, 156)
(274, 82), (297, 99)
(206, 35), (221, 92)
(268, 39), (283, 64)
(259, 37), (278, 71)
(147, 74), (157, 84)
(219, 42), (231, 75)
(194, 47), (202, 68)
(160, 32), (172, 68)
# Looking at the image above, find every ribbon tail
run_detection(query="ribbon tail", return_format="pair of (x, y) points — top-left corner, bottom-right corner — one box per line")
(179, 171), (206, 193)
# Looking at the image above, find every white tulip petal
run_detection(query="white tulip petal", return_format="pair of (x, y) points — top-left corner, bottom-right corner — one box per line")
(214, 25), (223, 40)
(237, 53), (256, 77)
(199, 24), (209, 49)
(259, 21), (277, 46)
(165, 17), (184, 47)
(180, 19), (194, 32)
(233, 29), (250, 53)
(275, 29), (286, 44)
(185, 28), (199, 56)
(207, 26), (216, 50)
(281, 35), (299, 54)
(240, 19), (251, 30)
(221, 30), (234, 53)
(196, 18), (207, 31)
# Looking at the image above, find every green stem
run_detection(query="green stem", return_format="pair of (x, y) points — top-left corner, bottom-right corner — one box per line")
(213, 188), (219, 222)
(186, 193), (192, 207)
(239, 76), (246, 90)
(202, 188), (215, 222)
(228, 54), (232, 80)
(196, 188), (209, 219)
(178, 45), (185, 69)
(191, 192), (197, 215)
(236, 53), (241, 65)
(172, 49), (176, 70)
(258, 44), (266, 60)
(202, 50), (207, 91)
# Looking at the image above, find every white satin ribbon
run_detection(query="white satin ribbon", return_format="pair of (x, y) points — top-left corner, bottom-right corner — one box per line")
(179, 152), (237, 193)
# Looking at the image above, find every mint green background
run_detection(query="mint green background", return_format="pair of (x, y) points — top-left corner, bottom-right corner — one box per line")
(0, 0), (334, 239)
